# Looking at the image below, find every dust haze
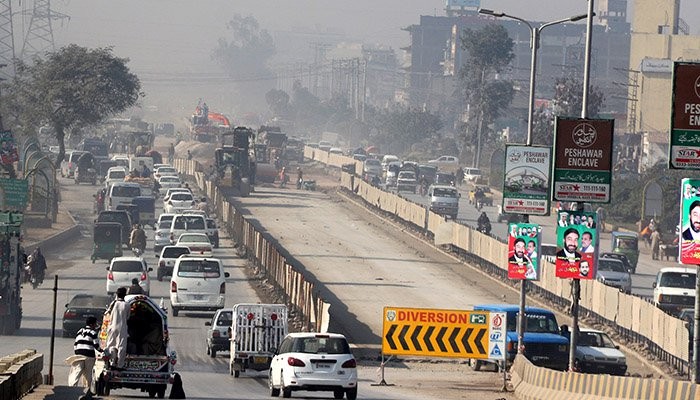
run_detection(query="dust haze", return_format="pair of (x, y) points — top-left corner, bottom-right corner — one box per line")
(47, 0), (700, 129)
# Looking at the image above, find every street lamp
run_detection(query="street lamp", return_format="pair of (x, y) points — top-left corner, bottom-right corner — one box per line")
(478, 9), (588, 146)
(477, 7), (590, 363)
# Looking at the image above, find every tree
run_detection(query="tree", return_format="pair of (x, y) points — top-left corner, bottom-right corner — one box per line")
(531, 75), (605, 146)
(6, 45), (141, 167)
(265, 89), (291, 119)
(459, 24), (515, 167)
(371, 109), (443, 154)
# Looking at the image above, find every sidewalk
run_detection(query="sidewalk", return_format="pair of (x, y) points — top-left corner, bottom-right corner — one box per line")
(23, 207), (80, 252)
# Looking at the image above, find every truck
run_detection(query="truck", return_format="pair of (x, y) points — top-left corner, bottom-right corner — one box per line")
(190, 100), (231, 143)
(229, 303), (288, 378)
(257, 126), (288, 165)
(0, 225), (23, 335)
(214, 127), (256, 197)
(471, 304), (569, 371)
(94, 294), (178, 398)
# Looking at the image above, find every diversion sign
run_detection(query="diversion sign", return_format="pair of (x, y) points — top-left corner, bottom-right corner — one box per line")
(552, 117), (614, 203)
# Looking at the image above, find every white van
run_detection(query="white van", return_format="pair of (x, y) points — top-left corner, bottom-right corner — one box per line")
(170, 256), (229, 316)
(61, 150), (89, 178)
(107, 182), (141, 211)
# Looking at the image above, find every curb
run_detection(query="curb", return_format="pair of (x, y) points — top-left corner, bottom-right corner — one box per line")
(23, 211), (82, 254)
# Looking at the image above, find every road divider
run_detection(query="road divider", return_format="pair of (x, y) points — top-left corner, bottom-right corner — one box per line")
(0, 349), (43, 399)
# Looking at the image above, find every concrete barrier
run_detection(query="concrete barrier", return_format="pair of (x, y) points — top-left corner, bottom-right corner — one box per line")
(0, 349), (43, 400)
(511, 355), (697, 400)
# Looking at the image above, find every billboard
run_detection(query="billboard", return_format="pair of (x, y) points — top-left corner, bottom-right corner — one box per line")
(507, 223), (541, 280)
(502, 145), (551, 215)
(670, 62), (700, 169)
(0, 131), (18, 165)
(552, 118), (614, 203)
(679, 178), (700, 264)
(555, 210), (598, 279)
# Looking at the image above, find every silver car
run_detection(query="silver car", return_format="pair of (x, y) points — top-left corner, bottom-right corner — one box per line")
(596, 257), (632, 294)
(153, 216), (176, 253)
(574, 328), (627, 375)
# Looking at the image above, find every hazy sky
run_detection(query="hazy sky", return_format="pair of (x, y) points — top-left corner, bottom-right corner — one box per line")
(39, 0), (700, 120)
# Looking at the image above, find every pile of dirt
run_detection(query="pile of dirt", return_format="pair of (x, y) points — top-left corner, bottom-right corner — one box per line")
(174, 140), (217, 167)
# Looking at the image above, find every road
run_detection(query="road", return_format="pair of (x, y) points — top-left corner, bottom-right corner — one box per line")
(1, 175), (515, 400)
(398, 182), (673, 300)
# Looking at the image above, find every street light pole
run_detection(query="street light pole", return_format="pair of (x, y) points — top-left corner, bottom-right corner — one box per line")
(478, 7), (589, 359)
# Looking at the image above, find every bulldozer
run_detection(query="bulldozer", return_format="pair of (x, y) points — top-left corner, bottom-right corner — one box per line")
(214, 127), (255, 197)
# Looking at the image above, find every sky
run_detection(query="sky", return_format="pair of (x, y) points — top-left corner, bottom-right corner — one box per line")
(28, 0), (700, 123)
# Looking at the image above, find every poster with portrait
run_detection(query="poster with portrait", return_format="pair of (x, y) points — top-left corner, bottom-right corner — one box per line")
(0, 131), (18, 165)
(679, 178), (700, 264)
(507, 223), (541, 280)
(555, 210), (598, 279)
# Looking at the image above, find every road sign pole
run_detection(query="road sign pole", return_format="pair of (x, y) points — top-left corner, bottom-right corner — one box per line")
(693, 265), (700, 382)
(517, 280), (526, 353)
(371, 354), (395, 387)
(568, 278), (580, 372)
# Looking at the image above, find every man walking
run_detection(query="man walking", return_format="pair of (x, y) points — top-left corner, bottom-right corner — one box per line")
(68, 316), (101, 397)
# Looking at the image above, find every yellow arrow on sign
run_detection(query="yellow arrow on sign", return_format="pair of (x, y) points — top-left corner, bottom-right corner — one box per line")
(382, 307), (490, 359)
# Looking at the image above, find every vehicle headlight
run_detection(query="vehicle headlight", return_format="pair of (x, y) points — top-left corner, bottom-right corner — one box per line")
(558, 345), (567, 352)
(617, 357), (626, 364)
(583, 354), (594, 361)
(597, 276), (606, 282)
(621, 275), (630, 282)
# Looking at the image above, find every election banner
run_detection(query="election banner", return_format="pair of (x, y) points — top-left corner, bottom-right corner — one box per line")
(503, 145), (551, 215)
(679, 178), (700, 264)
(555, 210), (598, 279)
(507, 223), (541, 280)
(0, 131), (18, 165)
(552, 118), (614, 203)
(670, 62), (700, 169)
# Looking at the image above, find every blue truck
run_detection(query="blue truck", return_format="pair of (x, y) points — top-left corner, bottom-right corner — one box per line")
(472, 304), (569, 371)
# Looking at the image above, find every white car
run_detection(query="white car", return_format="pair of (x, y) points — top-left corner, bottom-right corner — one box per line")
(156, 245), (190, 281)
(153, 214), (176, 253)
(653, 267), (696, 314)
(463, 167), (482, 183)
(574, 328), (627, 376)
(163, 188), (192, 204)
(428, 155), (459, 172)
(269, 332), (358, 400)
(155, 166), (179, 180)
(363, 159), (382, 177)
(104, 166), (127, 189)
(105, 256), (151, 296)
(158, 175), (182, 190)
(164, 192), (195, 214)
(176, 232), (213, 256)
(169, 256), (229, 316)
(205, 308), (233, 358)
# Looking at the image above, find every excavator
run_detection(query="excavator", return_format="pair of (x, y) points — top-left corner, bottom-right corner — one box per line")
(214, 127), (255, 197)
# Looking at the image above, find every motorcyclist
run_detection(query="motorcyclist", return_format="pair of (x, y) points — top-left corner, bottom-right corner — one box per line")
(477, 212), (491, 234)
(129, 224), (147, 254)
(27, 247), (47, 286)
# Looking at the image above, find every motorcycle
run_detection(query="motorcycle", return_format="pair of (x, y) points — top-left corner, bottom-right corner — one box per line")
(132, 247), (144, 257)
(477, 221), (492, 235)
(23, 264), (43, 289)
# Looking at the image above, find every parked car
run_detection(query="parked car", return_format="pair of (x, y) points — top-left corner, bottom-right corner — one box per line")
(573, 328), (627, 376)
(269, 332), (358, 400)
(105, 256), (151, 296)
(653, 267), (696, 315)
(205, 308), (233, 358)
(427, 155), (459, 172)
(170, 256), (229, 316)
(176, 232), (213, 256)
(156, 245), (190, 281)
(62, 294), (111, 338)
(596, 257), (632, 294)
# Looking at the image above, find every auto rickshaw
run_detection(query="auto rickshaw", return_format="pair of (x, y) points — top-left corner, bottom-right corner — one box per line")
(75, 152), (97, 185)
(611, 231), (639, 273)
(132, 196), (155, 228)
(92, 222), (123, 263)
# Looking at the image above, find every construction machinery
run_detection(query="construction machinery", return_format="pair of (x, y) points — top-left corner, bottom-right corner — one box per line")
(191, 100), (231, 143)
(214, 127), (255, 197)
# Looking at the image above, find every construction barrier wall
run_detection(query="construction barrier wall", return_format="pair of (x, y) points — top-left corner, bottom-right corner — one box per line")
(0, 349), (43, 400)
(174, 158), (329, 333)
(302, 146), (691, 375)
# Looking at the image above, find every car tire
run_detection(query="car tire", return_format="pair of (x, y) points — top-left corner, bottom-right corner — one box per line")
(469, 358), (482, 371)
(346, 388), (357, 400)
(234, 370), (240, 378)
(210, 348), (217, 358)
(269, 371), (280, 397)
(172, 307), (179, 317)
(334, 389), (344, 399)
(282, 386), (291, 398)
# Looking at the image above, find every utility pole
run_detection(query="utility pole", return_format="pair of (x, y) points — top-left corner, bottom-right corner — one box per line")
(0, 1), (15, 80)
(21, 0), (70, 61)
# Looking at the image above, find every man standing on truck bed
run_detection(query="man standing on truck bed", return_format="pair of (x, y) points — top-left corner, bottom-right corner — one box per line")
(106, 287), (129, 369)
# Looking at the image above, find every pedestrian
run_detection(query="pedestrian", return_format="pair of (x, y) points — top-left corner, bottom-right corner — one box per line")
(67, 316), (101, 397)
(187, 150), (192, 160)
(105, 287), (129, 369)
(651, 230), (661, 260)
(127, 278), (144, 295)
(455, 167), (464, 187)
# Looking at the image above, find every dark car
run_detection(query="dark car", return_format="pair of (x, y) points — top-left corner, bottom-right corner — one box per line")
(62, 294), (111, 337)
(598, 252), (633, 273)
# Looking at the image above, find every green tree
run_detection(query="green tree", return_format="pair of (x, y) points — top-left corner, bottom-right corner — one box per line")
(531, 75), (605, 146)
(372, 109), (443, 154)
(6, 45), (141, 167)
(459, 24), (515, 167)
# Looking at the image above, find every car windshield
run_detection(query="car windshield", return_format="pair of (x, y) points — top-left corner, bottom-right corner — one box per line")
(98, 212), (127, 224)
(162, 247), (190, 258)
(112, 185), (141, 197)
(615, 237), (637, 250)
(433, 188), (458, 197)
(158, 221), (170, 230)
(598, 259), (626, 273)
(173, 216), (205, 230)
(365, 159), (380, 166)
(171, 193), (193, 201)
(579, 332), (616, 348)
(158, 167), (176, 173)
(177, 260), (221, 278)
(399, 171), (415, 179)
(111, 261), (145, 272)
(161, 177), (179, 182)
(109, 170), (126, 179)
(292, 337), (350, 354)
(506, 312), (559, 334)
(68, 295), (110, 308)
(659, 272), (696, 289)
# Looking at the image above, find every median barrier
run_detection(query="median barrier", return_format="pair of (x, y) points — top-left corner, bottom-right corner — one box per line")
(511, 355), (697, 400)
(0, 349), (43, 399)
(301, 146), (691, 375)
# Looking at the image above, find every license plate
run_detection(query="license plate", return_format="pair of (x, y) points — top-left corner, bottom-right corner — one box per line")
(253, 356), (268, 364)
(315, 363), (331, 369)
(192, 295), (204, 300)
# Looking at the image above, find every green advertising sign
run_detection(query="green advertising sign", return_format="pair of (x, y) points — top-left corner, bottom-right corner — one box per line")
(0, 178), (29, 211)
